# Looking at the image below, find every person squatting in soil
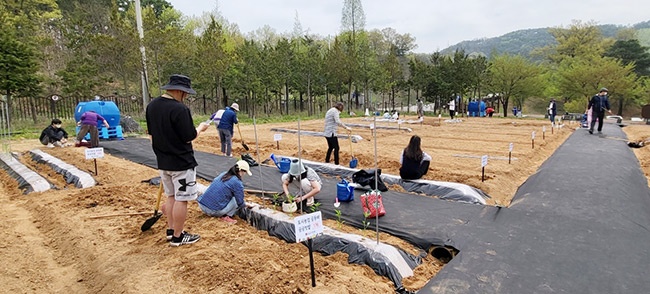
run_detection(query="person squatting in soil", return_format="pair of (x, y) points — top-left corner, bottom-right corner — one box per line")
(323, 101), (351, 165)
(40, 118), (69, 147)
(399, 135), (432, 180)
(216, 103), (240, 157)
(146, 74), (210, 247)
(587, 87), (613, 135)
(76, 111), (110, 148)
(282, 159), (322, 212)
(197, 160), (252, 224)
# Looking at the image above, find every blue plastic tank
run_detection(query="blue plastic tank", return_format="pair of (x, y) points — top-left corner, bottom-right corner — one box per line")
(74, 101), (121, 127)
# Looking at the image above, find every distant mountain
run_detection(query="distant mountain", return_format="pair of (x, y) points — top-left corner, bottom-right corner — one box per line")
(439, 20), (650, 58)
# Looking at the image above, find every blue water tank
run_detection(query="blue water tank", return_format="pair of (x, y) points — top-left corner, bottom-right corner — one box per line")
(74, 101), (121, 127)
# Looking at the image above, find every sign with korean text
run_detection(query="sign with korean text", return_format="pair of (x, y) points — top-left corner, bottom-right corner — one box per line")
(294, 211), (323, 243)
(274, 134), (282, 141)
(85, 147), (104, 159)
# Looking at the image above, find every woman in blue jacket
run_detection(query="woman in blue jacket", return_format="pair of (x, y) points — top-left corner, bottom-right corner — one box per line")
(197, 160), (252, 224)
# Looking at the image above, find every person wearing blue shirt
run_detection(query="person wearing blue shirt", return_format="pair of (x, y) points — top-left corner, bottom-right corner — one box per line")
(217, 103), (239, 157)
(197, 160), (252, 224)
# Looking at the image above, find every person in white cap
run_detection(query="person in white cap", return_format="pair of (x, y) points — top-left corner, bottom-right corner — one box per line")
(217, 103), (240, 157)
(146, 74), (210, 246)
(281, 159), (322, 212)
(197, 160), (252, 224)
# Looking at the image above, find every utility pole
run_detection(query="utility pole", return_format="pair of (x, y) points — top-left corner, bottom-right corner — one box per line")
(135, 0), (150, 108)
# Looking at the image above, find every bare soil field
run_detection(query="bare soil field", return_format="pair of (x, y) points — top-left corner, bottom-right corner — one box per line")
(1, 115), (648, 293)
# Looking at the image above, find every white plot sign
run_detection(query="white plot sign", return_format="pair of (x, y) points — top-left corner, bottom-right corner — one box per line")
(85, 147), (104, 159)
(274, 133), (282, 141)
(481, 155), (488, 167)
(294, 211), (323, 243)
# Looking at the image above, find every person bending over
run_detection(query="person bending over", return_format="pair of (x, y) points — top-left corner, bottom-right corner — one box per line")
(76, 111), (110, 147)
(197, 160), (252, 224)
(282, 159), (322, 212)
(399, 135), (432, 180)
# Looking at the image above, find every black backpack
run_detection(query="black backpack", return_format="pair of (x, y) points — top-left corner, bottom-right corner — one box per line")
(352, 169), (388, 192)
(241, 153), (259, 166)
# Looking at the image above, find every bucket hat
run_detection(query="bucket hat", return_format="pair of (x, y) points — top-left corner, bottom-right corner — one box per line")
(236, 160), (252, 176)
(599, 87), (608, 93)
(231, 103), (240, 112)
(161, 74), (196, 95)
(288, 159), (306, 176)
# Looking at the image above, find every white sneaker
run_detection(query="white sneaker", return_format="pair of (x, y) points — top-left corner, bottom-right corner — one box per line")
(46, 143), (54, 148)
(54, 141), (64, 147)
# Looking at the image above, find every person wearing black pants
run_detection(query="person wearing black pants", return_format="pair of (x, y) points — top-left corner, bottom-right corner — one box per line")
(325, 135), (340, 164)
(588, 88), (613, 135)
(399, 135), (432, 180)
(323, 102), (351, 165)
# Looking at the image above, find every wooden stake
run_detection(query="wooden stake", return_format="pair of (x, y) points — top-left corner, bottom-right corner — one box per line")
(88, 211), (150, 219)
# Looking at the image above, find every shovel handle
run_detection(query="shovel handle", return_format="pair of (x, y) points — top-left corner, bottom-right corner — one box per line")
(154, 183), (164, 212)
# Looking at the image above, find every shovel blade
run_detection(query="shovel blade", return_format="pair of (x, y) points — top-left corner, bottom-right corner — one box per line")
(349, 157), (358, 168)
(140, 212), (162, 232)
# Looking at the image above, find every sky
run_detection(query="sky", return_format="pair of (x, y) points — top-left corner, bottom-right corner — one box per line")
(166, 0), (650, 53)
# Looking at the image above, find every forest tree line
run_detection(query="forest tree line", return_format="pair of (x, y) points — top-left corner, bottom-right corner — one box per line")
(2, 0), (650, 124)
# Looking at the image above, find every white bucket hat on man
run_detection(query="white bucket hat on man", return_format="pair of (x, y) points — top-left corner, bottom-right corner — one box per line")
(231, 103), (240, 112)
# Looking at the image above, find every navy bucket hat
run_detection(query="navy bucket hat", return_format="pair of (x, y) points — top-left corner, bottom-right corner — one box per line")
(161, 74), (196, 95)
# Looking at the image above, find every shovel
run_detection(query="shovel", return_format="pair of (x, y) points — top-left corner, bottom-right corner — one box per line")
(141, 184), (164, 232)
(236, 124), (250, 151)
(348, 129), (358, 168)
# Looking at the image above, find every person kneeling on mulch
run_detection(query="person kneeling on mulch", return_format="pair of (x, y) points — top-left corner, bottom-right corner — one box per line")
(197, 160), (252, 224)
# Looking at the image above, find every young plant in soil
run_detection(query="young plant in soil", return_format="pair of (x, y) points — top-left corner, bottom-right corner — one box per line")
(309, 202), (321, 212)
(272, 193), (280, 210)
(335, 209), (345, 229)
(362, 211), (372, 233)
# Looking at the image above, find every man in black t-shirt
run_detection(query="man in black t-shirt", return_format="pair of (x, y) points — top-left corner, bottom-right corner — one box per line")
(146, 74), (209, 247)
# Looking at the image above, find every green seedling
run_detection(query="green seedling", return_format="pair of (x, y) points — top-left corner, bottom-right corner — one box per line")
(310, 202), (321, 212)
(335, 209), (345, 229)
(272, 193), (282, 210)
(362, 211), (372, 232)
